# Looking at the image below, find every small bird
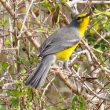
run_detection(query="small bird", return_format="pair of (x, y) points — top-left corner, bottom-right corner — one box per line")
(25, 12), (91, 88)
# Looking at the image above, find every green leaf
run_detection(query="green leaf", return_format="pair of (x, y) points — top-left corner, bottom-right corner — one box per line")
(79, 97), (85, 110)
(86, 35), (96, 44)
(10, 98), (18, 106)
(103, 22), (110, 32)
(40, 0), (51, 13)
(72, 95), (78, 101)
(0, 19), (8, 26)
(15, 58), (23, 64)
(94, 42), (107, 51)
(95, 9), (110, 17)
(90, 23), (99, 34)
(7, 89), (24, 98)
(70, 96), (86, 110)
(5, 39), (11, 46)
(104, 11), (110, 16)
(0, 62), (9, 73)
(0, 105), (6, 110)
(21, 69), (26, 74)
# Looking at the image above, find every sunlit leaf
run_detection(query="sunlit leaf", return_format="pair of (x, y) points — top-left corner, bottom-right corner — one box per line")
(0, 19), (8, 26)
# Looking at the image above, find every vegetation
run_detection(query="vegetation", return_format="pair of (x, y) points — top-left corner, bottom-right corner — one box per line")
(0, 0), (110, 110)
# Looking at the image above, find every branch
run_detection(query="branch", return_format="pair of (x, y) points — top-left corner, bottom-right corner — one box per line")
(82, 39), (110, 80)
(52, 68), (81, 95)
(0, 0), (15, 19)
(68, 0), (110, 6)
(0, 0), (40, 49)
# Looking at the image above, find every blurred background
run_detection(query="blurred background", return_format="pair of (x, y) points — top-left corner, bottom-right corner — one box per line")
(0, 0), (110, 110)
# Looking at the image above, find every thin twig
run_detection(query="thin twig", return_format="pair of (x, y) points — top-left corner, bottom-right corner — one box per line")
(0, 0), (40, 49)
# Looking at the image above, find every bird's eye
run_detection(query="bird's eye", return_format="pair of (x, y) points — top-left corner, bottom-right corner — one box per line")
(76, 17), (83, 22)
(76, 17), (81, 20)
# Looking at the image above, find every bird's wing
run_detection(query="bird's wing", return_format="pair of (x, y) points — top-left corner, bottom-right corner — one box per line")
(39, 26), (80, 57)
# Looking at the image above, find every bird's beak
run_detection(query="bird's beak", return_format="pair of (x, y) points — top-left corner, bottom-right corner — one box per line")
(86, 6), (95, 17)
(86, 12), (92, 17)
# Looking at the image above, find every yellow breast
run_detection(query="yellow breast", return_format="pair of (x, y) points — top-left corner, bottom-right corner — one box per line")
(55, 16), (89, 61)
(55, 31), (84, 61)
(56, 43), (79, 61)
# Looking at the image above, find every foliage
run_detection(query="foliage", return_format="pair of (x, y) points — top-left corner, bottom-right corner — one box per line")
(0, 0), (110, 110)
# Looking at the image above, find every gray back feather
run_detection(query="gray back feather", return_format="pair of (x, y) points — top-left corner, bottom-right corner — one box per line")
(39, 25), (80, 57)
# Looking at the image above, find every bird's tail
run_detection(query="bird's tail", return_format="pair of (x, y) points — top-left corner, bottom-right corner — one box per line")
(25, 55), (56, 88)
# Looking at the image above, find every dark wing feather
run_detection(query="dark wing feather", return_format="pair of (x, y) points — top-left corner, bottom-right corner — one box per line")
(39, 26), (80, 57)
(40, 39), (79, 56)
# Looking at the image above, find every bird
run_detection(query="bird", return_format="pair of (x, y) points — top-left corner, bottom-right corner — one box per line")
(25, 12), (91, 89)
